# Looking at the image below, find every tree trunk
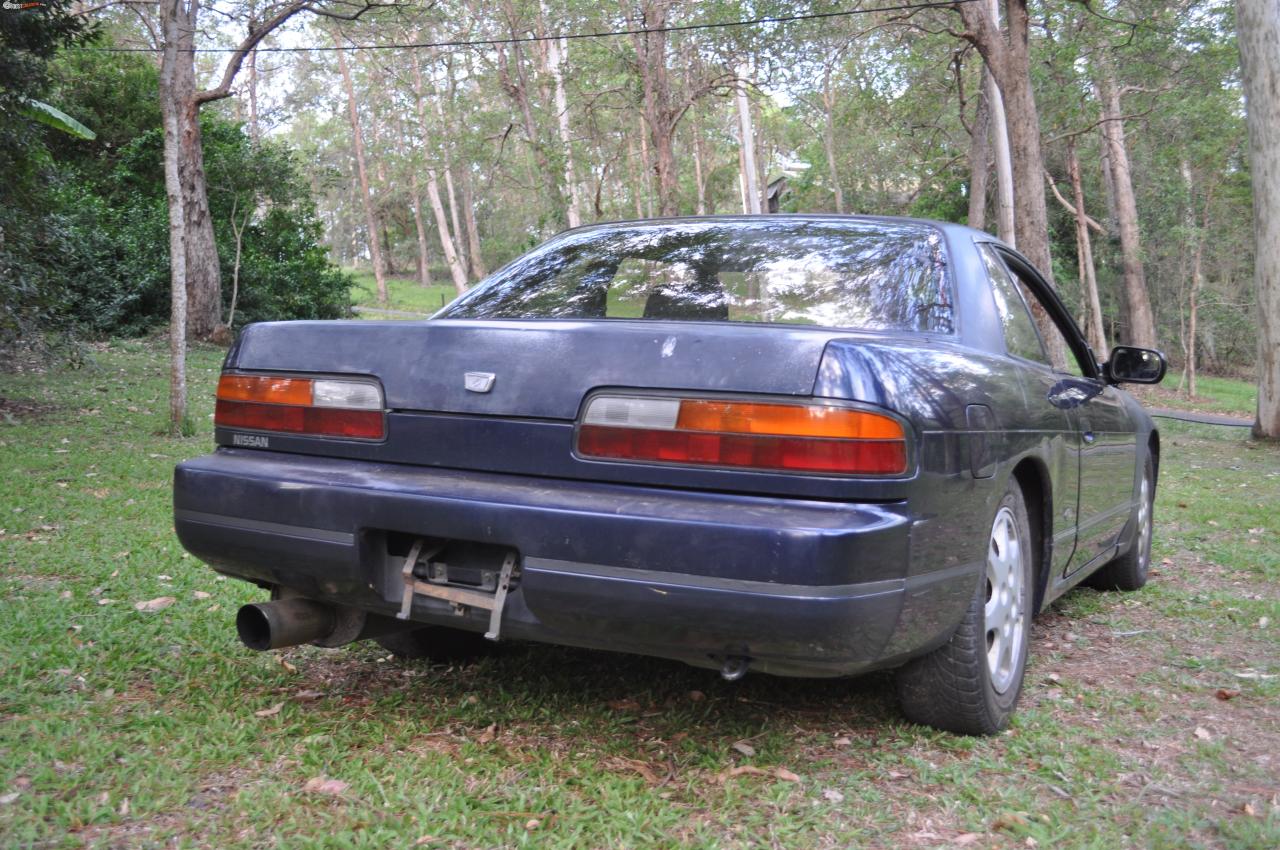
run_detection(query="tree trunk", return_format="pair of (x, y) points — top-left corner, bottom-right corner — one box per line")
(159, 0), (188, 435)
(247, 47), (259, 140)
(227, 201), (250, 328)
(985, 64), (1015, 244)
(1095, 67), (1157, 348)
(155, 0), (225, 343)
(179, 111), (222, 340)
(459, 167), (488, 279)
(1237, 0), (1280, 438)
(542, 12), (581, 228)
(736, 63), (762, 215)
(1068, 139), (1107, 356)
(823, 66), (845, 214)
(691, 111), (708, 215)
(334, 41), (387, 304)
(409, 172), (432, 288)
(631, 0), (679, 216)
(961, 0), (1065, 366)
(626, 132), (645, 219)
(496, 6), (567, 229)
(966, 76), (990, 229)
(637, 116), (655, 217)
(410, 50), (469, 294)
(370, 110), (395, 280)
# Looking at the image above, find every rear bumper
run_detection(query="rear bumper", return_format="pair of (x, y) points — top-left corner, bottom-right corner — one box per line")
(174, 449), (976, 677)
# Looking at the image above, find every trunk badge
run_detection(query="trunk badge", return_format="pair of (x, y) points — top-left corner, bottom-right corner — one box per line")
(464, 372), (496, 393)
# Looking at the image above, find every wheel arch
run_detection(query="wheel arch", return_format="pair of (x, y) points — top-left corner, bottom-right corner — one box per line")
(1148, 428), (1160, 491)
(1010, 456), (1053, 614)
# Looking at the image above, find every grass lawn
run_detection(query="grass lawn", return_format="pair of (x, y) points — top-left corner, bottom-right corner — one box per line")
(2, 341), (1278, 849)
(1130, 375), (1258, 420)
(349, 270), (461, 317)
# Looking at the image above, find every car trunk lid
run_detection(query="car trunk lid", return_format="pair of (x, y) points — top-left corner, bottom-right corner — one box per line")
(229, 319), (842, 420)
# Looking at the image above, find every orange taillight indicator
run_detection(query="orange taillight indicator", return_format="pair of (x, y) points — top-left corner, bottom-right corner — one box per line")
(675, 399), (904, 440)
(215, 374), (384, 440)
(578, 395), (908, 475)
(216, 374), (314, 406)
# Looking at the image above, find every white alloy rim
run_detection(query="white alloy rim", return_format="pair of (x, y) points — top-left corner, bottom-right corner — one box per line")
(986, 506), (1026, 694)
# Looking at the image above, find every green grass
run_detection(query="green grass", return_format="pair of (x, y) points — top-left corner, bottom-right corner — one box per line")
(348, 270), (460, 317)
(1132, 374), (1259, 419)
(2, 343), (1278, 848)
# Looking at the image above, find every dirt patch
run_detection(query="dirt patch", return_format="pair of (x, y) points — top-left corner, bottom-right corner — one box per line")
(0, 396), (60, 423)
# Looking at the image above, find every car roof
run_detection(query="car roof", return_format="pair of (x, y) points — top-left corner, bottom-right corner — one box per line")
(555, 213), (1004, 248)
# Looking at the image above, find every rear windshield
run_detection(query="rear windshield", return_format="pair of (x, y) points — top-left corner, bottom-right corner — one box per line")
(439, 218), (954, 333)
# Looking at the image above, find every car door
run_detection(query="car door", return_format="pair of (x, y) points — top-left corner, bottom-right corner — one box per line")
(992, 249), (1138, 572)
(977, 244), (1082, 576)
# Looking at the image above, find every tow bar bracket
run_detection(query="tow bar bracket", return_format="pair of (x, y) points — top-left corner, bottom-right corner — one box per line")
(394, 540), (519, 642)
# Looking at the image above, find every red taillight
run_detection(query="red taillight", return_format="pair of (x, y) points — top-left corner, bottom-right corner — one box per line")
(576, 395), (908, 475)
(215, 374), (385, 440)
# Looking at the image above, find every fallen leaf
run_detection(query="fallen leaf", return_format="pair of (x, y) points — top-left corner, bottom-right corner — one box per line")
(414, 837), (437, 846)
(255, 702), (284, 718)
(1232, 670), (1276, 680)
(524, 819), (541, 830)
(1215, 688), (1241, 701)
(687, 690), (705, 702)
(0, 792), (19, 805)
(302, 777), (348, 796)
(717, 765), (767, 783)
(277, 656), (297, 673)
(833, 736), (852, 747)
(822, 788), (845, 803)
(156, 574), (172, 581)
(1194, 726), (1213, 741)
(607, 698), (641, 712)
(953, 834), (982, 846)
(294, 689), (325, 702)
(993, 812), (1029, 831)
(193, 591), (212, 600)
(1237, 802), (1258, 817)
(476, 723), (498, 744)
(732, 741), (756, 758)
(773, 767), (801, 783)
(133, 596), (176, 613)
(118, 797), (130, 816)
(607, 757), (660, 784)
(1259, 617), (1270, 629)
(97, 598), (115, 606)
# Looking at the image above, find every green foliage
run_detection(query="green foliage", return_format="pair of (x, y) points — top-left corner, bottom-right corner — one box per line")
(17, 97), (95, 139)
(1, 46), (351, 358)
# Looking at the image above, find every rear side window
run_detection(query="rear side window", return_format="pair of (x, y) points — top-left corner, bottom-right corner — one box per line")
(980, 244), (1048, 363)
(440, 219), (954, 333)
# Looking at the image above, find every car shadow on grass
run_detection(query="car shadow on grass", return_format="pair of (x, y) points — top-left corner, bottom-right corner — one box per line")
(291, 639), (908, 753)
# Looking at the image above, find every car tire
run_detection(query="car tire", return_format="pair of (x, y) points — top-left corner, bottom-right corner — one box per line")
(894, 479), (1034, 735)
(375, 626), (497, 662)
(1086, 454), (1155, 592)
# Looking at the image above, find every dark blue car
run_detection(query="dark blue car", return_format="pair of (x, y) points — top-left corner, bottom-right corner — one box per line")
(174, 216), (1166, 734)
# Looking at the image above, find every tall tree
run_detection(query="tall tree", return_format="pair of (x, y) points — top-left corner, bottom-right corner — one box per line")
(155, 0), (376, 432)
(956, 0), (1066, 365)
(1237, 0), (1280, 438)
(1094, 64), (1158, 348)
(333, 37), (387, 303)
(410, 48), (470, 293)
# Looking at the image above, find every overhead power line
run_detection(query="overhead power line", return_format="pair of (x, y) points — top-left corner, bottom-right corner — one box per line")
(77, 0), (976, 54)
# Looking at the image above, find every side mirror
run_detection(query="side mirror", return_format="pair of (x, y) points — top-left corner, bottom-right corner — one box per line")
(1106, 346), (1166, 384)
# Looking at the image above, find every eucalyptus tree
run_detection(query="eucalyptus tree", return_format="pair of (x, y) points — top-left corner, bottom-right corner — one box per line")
(1237, 0), (1280, 437)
